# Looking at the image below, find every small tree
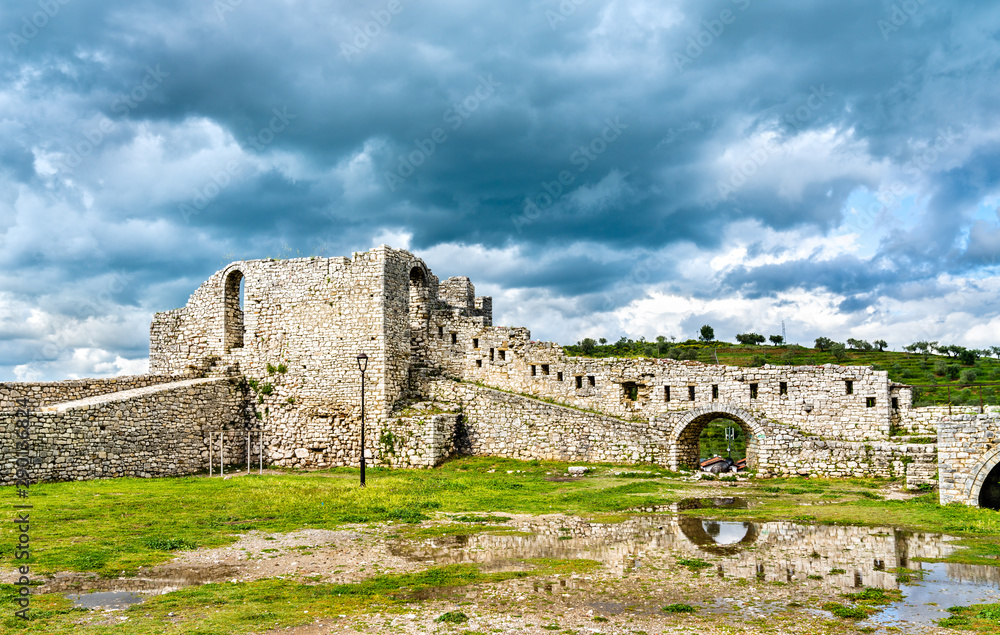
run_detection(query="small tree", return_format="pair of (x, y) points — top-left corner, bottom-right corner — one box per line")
(598, 338), (607, 345)
(846, 338), (873, 351)
(699, 324), (715, 342)
(874, 339), (888, 352)
(814, 337), (834, 352)
(830, 342), (848, 362)
(991, 346), (1000, 359)
(769, 334), (784, 346)
(736, 333), (766, 346)
(580, 338), (596, 353)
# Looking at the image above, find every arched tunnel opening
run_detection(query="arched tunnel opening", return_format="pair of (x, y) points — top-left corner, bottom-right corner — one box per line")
(980, 463), (1000, 510)
(699, 418), (747, 463)
(676, 411), (756, 471)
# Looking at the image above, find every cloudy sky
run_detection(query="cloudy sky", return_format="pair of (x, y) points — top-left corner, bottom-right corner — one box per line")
(2, 0), (999, 380)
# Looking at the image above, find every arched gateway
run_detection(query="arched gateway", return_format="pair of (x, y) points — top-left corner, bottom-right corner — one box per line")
(667, 403), (766, 472)
(961, 446), (1000, 510)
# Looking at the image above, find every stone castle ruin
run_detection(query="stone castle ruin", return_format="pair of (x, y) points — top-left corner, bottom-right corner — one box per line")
(2, 245), (999, 508)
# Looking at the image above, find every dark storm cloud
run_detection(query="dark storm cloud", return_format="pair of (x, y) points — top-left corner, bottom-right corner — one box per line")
(2, 0), (1000, 378)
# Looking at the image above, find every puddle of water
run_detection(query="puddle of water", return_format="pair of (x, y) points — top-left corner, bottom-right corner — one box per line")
(67, 590), (145, 609)
(629, 496), (752, 514)
(392, 514), (1000, 625)
(868, 561), (1000, 628)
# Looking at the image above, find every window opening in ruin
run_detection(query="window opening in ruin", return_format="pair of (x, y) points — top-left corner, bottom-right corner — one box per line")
(665, 386), (671, 402)
(473, 338), (479, 348)
(979, 463), (1000, 510)
(750, 383), (758, 399)
(588, 375), (595, 387)
(688, 385), (696, 401)
(490, 348), (495, 361)
(438, 326), (444, 339)
(575, 375), (583, 389)
(712, 384), (719, 400)
(779, 381), (787, 395)
(476, 359), (482, 368)
(891, 397), (899, 410)
(873, 559), (884, 571)
(224, 269), (245, 352)
(699, 418), (746, 463)
(541, 364), (549, 375)
(623, 382), (639, 402)
(498, 349), (506, 360)
(451, 332), (457, 344)
(531, 365), (536, 376)
(557, 372), (563, 381)
(866, 397), (876, 408)
(846, 380), (853, 394)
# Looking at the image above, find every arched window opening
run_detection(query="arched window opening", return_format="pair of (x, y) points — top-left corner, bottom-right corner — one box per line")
(408, 265), (430, 333)
(224, 269), (245, 351)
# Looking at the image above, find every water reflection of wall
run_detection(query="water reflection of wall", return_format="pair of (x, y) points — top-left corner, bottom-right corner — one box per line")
(395, 515), (980, 595)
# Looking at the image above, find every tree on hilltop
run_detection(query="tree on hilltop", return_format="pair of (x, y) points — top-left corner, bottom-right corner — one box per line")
(769, 334), (784, 346)
(735, 333), (766, 346)
(699, 325), (715, 342)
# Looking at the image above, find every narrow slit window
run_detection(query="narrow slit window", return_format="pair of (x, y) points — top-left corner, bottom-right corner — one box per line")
(575, 375), (583, 389)
(665, 386), (671, 402)
(750, 383), (758, 399)
(541, 364), (549, 375)
(557, 372), (563, 381)
(490, 348), (494, 361)
(712, 384), (719, 400)
(451, 332), (457, 344)
(866, 397), (876, 408)
(498, 349), (506, 361)
(891, 397), (899, 410)
(588, 375), (595, 387)
(473, 338), (479, 349)
(779, 381), (788, 395)
(475, 359), (482, 368)
(530, 365), (536, 376)
(688, 385), (696, 401)
(845, 380), (854, 394)
(438, 326), (444, 339)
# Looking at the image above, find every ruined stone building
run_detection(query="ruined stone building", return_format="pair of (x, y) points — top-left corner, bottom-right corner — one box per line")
(2, 245), (998, 508)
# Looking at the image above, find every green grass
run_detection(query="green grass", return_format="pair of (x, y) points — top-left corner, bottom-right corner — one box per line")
(939, 603), (1000, 631)
(0, 563), (547, 634)
(0, 457), (679, 577)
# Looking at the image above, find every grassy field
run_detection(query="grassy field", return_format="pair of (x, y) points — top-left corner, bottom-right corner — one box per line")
(562, 340), (1000, 406)
(3, 458), (999, 633)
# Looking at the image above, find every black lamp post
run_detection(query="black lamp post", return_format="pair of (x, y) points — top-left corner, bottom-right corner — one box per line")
(356, 352), (368, 487)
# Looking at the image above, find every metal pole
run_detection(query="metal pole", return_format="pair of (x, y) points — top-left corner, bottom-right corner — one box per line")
(247, 432), (251, 475)
(979, 385), (984, 414)
(259, 432), (263, 475)
(209, 433), (213, 477)
(947, 385), (952, 416)
(221, 433), (224, 477)
(360, 369), (366, 487)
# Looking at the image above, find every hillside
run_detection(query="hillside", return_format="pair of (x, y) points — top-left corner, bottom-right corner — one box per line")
(560, 338), (1000, 407)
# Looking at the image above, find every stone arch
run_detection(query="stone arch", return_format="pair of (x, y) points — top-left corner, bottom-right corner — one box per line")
(668, 403), (765, 471)
(223, 268), (244, 352)
(961, 445), (1000, 509)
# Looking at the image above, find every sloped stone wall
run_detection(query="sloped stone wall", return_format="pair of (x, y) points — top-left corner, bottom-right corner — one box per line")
(0, 378), (247, 485)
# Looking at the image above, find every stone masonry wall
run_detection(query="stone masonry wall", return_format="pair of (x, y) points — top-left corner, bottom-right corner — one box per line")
(0, 375), (181, 413)
(938, 414), (1000, 506)
(421, 316), (898, 441)
(0, 378), (247, 485)
(425, 379), (934, 485)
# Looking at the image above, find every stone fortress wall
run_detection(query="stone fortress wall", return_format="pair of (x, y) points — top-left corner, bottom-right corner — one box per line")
(1, 245), (993, 503)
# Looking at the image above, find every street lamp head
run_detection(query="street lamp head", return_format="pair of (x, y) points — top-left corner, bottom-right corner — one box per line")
(356, 352), (368, 372)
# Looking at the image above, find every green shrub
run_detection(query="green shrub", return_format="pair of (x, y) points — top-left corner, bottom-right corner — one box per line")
(662, 603), (697, 613)
(435, 611), (469, 624)
(142, 537), (196, 551)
